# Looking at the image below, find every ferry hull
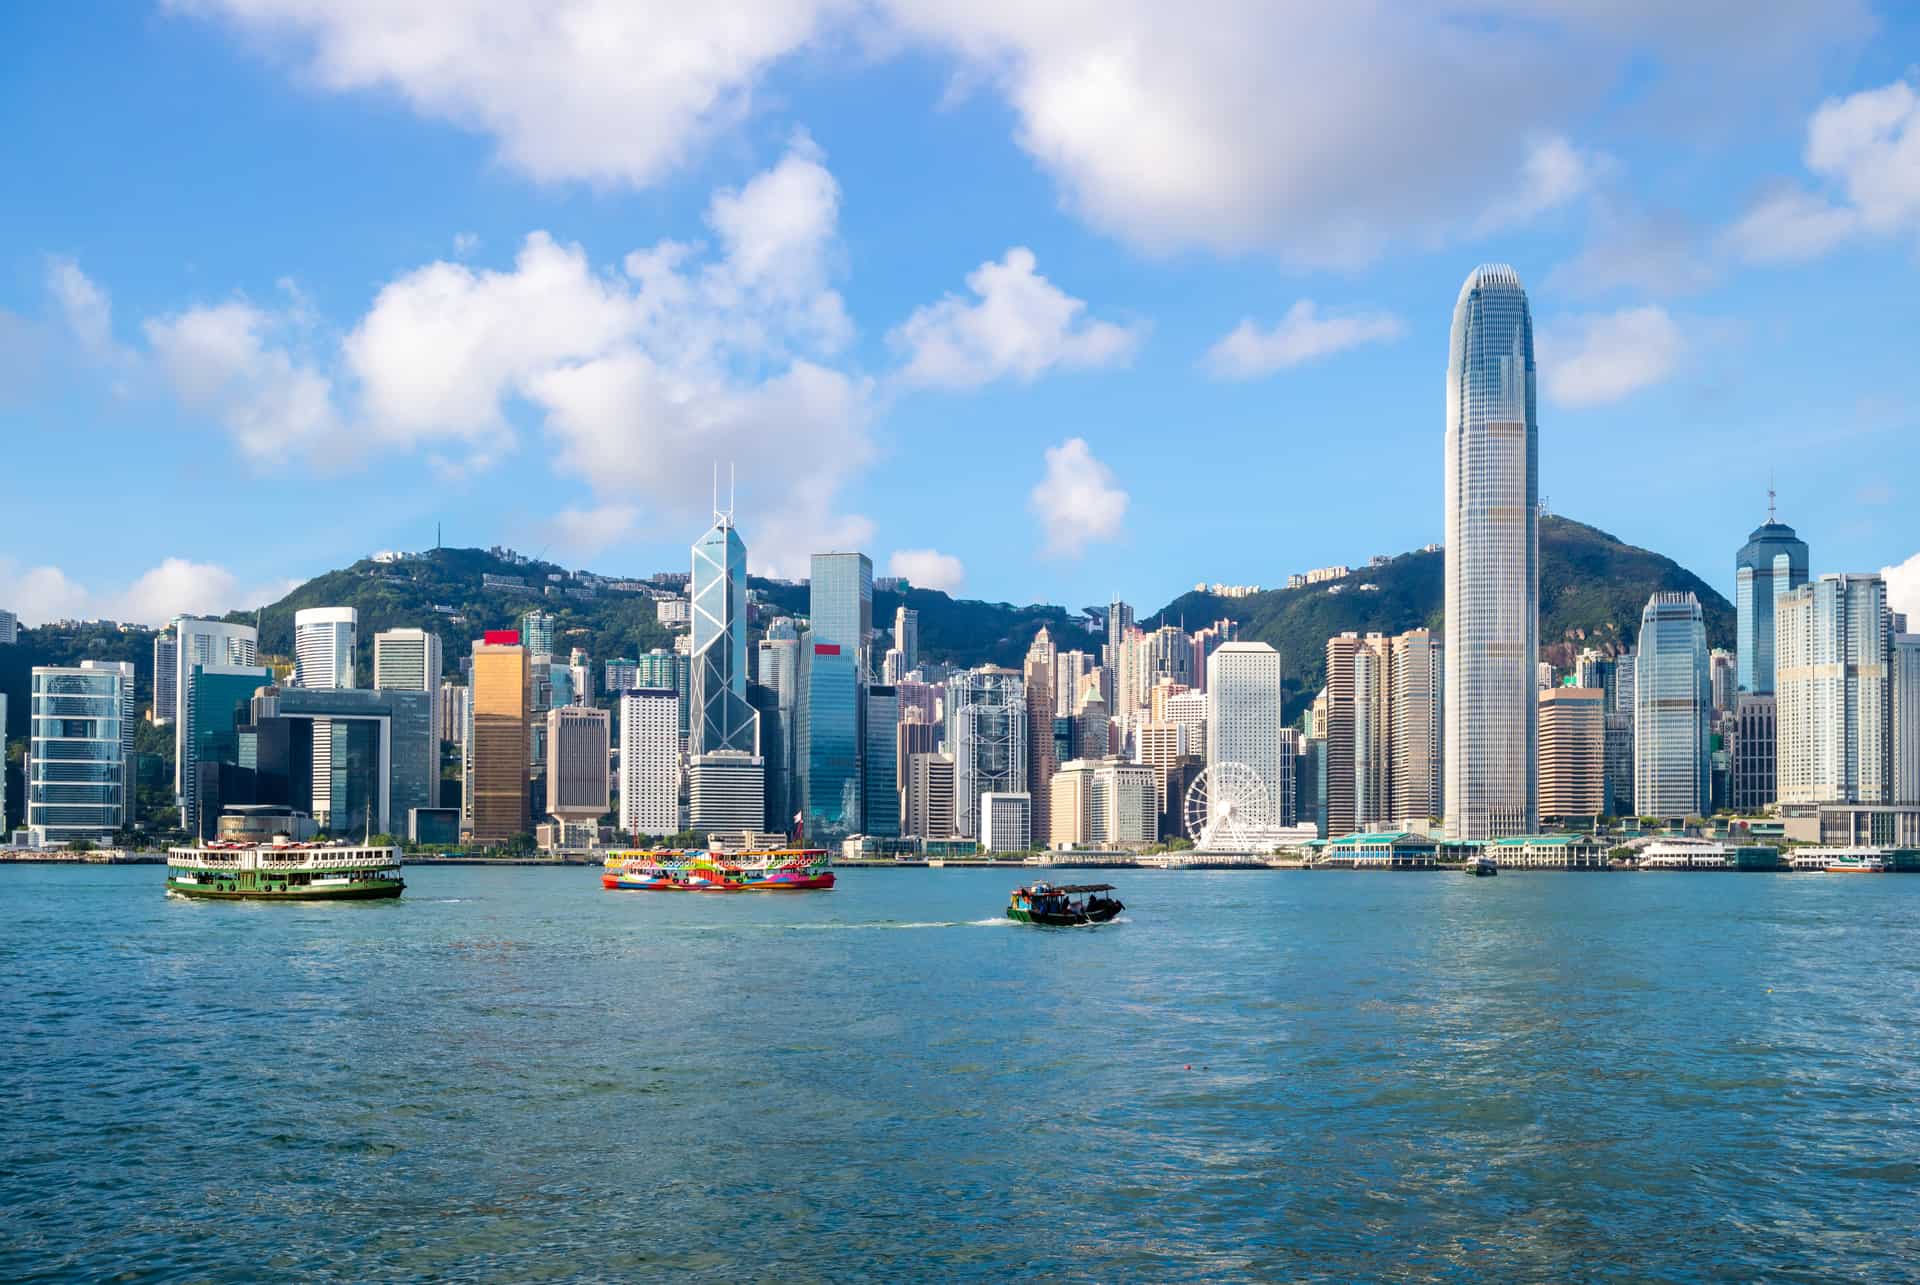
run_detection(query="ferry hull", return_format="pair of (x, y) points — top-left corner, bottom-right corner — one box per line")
(167, 879), (403, 900)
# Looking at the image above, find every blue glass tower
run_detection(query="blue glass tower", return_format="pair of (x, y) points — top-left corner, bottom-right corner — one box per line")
(1734, 498), (1809, 694)
(690, 512), (759, 757)
(797, 640), (860, 844)
(862, 684), (900, 837)
(1634, 593), (1710, 818)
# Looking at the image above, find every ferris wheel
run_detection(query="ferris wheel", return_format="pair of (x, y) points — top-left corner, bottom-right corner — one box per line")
(1184, 762), (1275, 852)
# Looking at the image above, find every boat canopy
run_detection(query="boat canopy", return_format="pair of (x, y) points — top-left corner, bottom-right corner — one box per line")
(1019, 883), (1115, 894)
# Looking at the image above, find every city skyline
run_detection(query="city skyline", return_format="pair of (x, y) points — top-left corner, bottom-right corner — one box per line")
(3, 8), (1919, 625)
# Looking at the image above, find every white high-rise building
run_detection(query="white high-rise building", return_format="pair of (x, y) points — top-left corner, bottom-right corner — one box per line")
(171, 618), (258, 797)
(1893, 631), (1920, 803)
(893, 605), (919, 672)
(980, 791), (1032, 853)
(1206, 641), (1293, 826)
(619, 687), (681, 837)
(904, 751), (956, 839)
(1777, 574), (1890, 805)
(1051, 758), (1158, 847)
(546, 705), (611, 830)
(374, 628), (442, 812)
(294, 607), (358, 690)
(1444, 263), (1539, 840)
(688, 751), (765, 833)
(1390, 629), (1444, 823)
(0, 608), (17, 645)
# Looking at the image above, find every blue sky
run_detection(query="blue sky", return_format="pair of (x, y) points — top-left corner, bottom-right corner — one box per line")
(2, 2), (1917, 626)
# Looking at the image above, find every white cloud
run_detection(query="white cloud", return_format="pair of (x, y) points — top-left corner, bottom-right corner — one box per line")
(891, 247), (1140, 389)
(46, 256), (117, 357)
(1723, 78), (1920, 263)
(1028, 437), (1127, 559)
(1549, 202), (1718, 297)
(1885, 551), (1920, 626)
(342, 139), (872, 573)
(144, 301), (342, 463)
(173, 1), (1871, 263)
(1539, 306), (1685, 408)
(1721, 186), (1859, 264)
(887, 548), (965, 594)
(1203, 300), (1404, 380)
(1478, 135), (1613, 233)
(453, 232), (480, 257)
(0, 556), (290, 627)
(169, 0), (846, 189)
(546, 504), (639, 557)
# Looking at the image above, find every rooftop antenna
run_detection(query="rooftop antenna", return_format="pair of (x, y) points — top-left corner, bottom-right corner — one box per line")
(1767, 472), (1777, 523)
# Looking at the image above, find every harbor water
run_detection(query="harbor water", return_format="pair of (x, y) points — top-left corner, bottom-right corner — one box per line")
(4, 865), (1919, 1281)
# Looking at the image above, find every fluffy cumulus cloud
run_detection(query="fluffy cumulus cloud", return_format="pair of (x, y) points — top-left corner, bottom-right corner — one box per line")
(0, 556), (293, 627)
(342, 137), (872, 574)
(166, 0), (846, 188)
(1204, 300), (1404, 380)
(890, 247), (1141, 389)
(1028, 437), (1127, 559)
(173, 1), (1870, 263)
(886, 548), (965, 594)
(1724, 78), (1920, 263)
(1885, 551), (1920, 626)
(1538, 306), (1685, 408)
(145, 300), (341, 463)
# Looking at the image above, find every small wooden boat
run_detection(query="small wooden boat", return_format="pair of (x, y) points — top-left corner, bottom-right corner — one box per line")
(1466, 855), (1498, 877)
(1007, 882), (1123, 926)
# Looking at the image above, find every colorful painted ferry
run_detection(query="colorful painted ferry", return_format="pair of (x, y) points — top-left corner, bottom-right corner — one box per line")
(602, 848), (835, 892)
(166, 839), (404, 900)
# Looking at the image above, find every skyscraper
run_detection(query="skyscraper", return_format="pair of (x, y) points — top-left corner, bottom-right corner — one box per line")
(171, 618), (258, 797)
(1734, 502), (1809, 693)
(1635, 593), (1710, 819)
(862, 684), (900, 837)
(1538, 686), (1605, 820)
(946, 666), (1026, 839)
(374, 628), (443, 816)
(1023, 628), (1058, 845)
(27, 661), (134, 844)
(1444, 263), (1538, 840)
(519, 610), (557, 659)
(293, 607), (358, 690)
(1777, 574), (1889, 804)
(545, 705), (610, 839)
(1323, 633), (1363, 837)
(903, 751), (956, 839)
(810, 553), (874, 659)
(893, 605), (919, 673)
(1206, 641), (1291, 829)
(796, 640), (860, 842)
(1730, 693), (1777, 812)
(1892, 630), (1920, 803)
(152, 630), (179, 726)
(470, 633), (530, 842)
(0, 608), (16, 645)
(689, 510), (759, 758)
(618, 688), (680, 837)
(1389, 629), (1444, 823)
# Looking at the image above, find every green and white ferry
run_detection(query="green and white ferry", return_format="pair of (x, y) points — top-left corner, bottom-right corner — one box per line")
(166, 838), (404, 900)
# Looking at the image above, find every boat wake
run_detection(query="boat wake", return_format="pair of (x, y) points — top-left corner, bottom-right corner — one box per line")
(779, 918), (1015, 931)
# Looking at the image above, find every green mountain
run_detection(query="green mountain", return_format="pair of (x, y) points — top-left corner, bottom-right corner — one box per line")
(1, 515), (1727, 827)
(1150, 515), (1732, 719)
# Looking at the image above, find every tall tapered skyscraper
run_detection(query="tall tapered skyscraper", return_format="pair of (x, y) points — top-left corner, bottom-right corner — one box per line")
(690, 506), (759, 757)
(1444, 264), (1538, 840)
(1734, 496), (1809, 694)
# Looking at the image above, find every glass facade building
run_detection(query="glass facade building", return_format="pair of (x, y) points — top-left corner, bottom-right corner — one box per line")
(1734, 516), (1809, 693)
(28, 662), (134, 844)
(183, 664), (273, 837)
(690, 517), (759, 757)
(863, 684), (900, 837)
(946, 666), (1026, 839)
(1634, 593), (1710, 818)
(797, 641), (860, 844)
(810, 553), (873, 658)
(1444, 263), (1538, 840)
